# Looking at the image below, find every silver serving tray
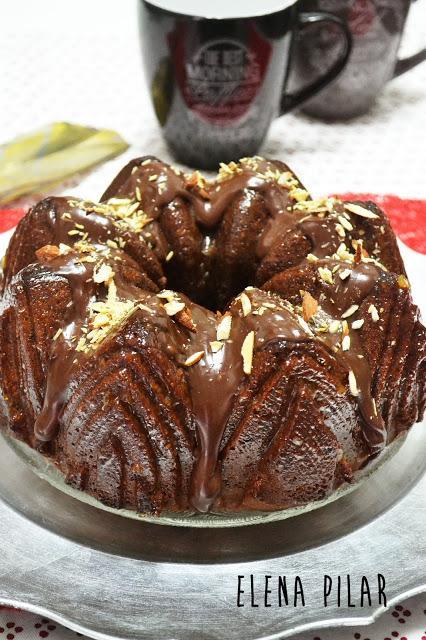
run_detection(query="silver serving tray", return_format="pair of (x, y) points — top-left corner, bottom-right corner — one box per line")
(0, 421), (425, 640)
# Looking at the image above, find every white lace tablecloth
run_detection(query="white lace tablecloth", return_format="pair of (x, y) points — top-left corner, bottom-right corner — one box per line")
(0, 0), (425, 639)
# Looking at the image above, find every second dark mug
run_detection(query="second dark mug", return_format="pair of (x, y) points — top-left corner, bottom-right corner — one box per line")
(138, 0), (352, 168)
(291, 0), (426, 120)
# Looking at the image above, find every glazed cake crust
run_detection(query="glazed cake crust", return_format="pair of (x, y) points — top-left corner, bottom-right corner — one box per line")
(0, 156), (425, 514)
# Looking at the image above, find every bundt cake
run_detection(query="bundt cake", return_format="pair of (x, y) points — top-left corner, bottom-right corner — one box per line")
(0, 156), (424, 515)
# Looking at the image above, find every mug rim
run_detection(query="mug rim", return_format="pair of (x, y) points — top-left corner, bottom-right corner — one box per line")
(142, 0), (297, 20)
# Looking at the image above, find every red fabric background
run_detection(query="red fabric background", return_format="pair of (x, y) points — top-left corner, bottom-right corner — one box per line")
(1, 195), (425, 253)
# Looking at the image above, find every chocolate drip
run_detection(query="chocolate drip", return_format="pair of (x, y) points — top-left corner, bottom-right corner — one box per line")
(298, 217), (342, 259)
(185, 290), (310, 512)
(34, 248), (150, 441)
(316, 261), (386, 449)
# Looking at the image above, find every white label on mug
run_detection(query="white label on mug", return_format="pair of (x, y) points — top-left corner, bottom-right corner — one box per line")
(144, 0), (296, 20)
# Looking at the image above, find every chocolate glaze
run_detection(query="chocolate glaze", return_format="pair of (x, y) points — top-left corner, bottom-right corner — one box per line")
(27, 157), (392, 511)
(101, 156), (297, 230)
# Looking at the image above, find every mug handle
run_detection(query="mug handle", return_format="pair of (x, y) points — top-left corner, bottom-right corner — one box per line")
(280, 11), (352, 114)
(394, 48), (426, 78)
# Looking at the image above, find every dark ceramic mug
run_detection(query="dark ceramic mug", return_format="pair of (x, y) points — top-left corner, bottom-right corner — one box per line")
(291, 0), (426, 120)
(138, 0), (352, 168)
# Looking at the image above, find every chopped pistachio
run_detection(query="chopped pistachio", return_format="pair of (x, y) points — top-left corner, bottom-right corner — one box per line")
(397, 274), (410, 289)
(328, 320), (341, 334)
(318, 266), (334, 285)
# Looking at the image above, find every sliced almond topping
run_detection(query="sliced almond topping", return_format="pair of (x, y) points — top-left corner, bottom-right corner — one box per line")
(184, 351), (205, 367)
(253, 306), (266, 316)
(318, 266), (334, 285)
(107, 198), (133, 206)
(335, 223), (346, 238)
(341, 320), (349, 336)
(342, 335), (351, 351)
(339, 268), (352, 280)
(92, 313), (111, 329)
(306, 253), (318, 262)
(368, 304), (379, 322)
(276, 170), (294, 186)
(164, 300), (185, 316)
(241, 331), (255, 375)
(352, 319), (365, 329)
(157, 290), (176, 300)
(166, 250), (174, 262)
(240, 292), (252, 317)
(217, 314), (232, 341)
(341, 304), (359, 318)
(93, 263), (114, 285)
(298, 316), (313, 335)
(76, 337), (87, 352)
(138, 303), (153, 314)
(35, 244), (61, 262)
(336, 243), (354, 263)
(348, 370), (359, 396)
(210, 340), (224, 353)
(338, 215), (353, 232)
(107, 279), (117, 303)
(176, 307), (197, 332)
(302, 291), (318, 322)
(344, 203), (379, 219)
(53, 327), (63, 341)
